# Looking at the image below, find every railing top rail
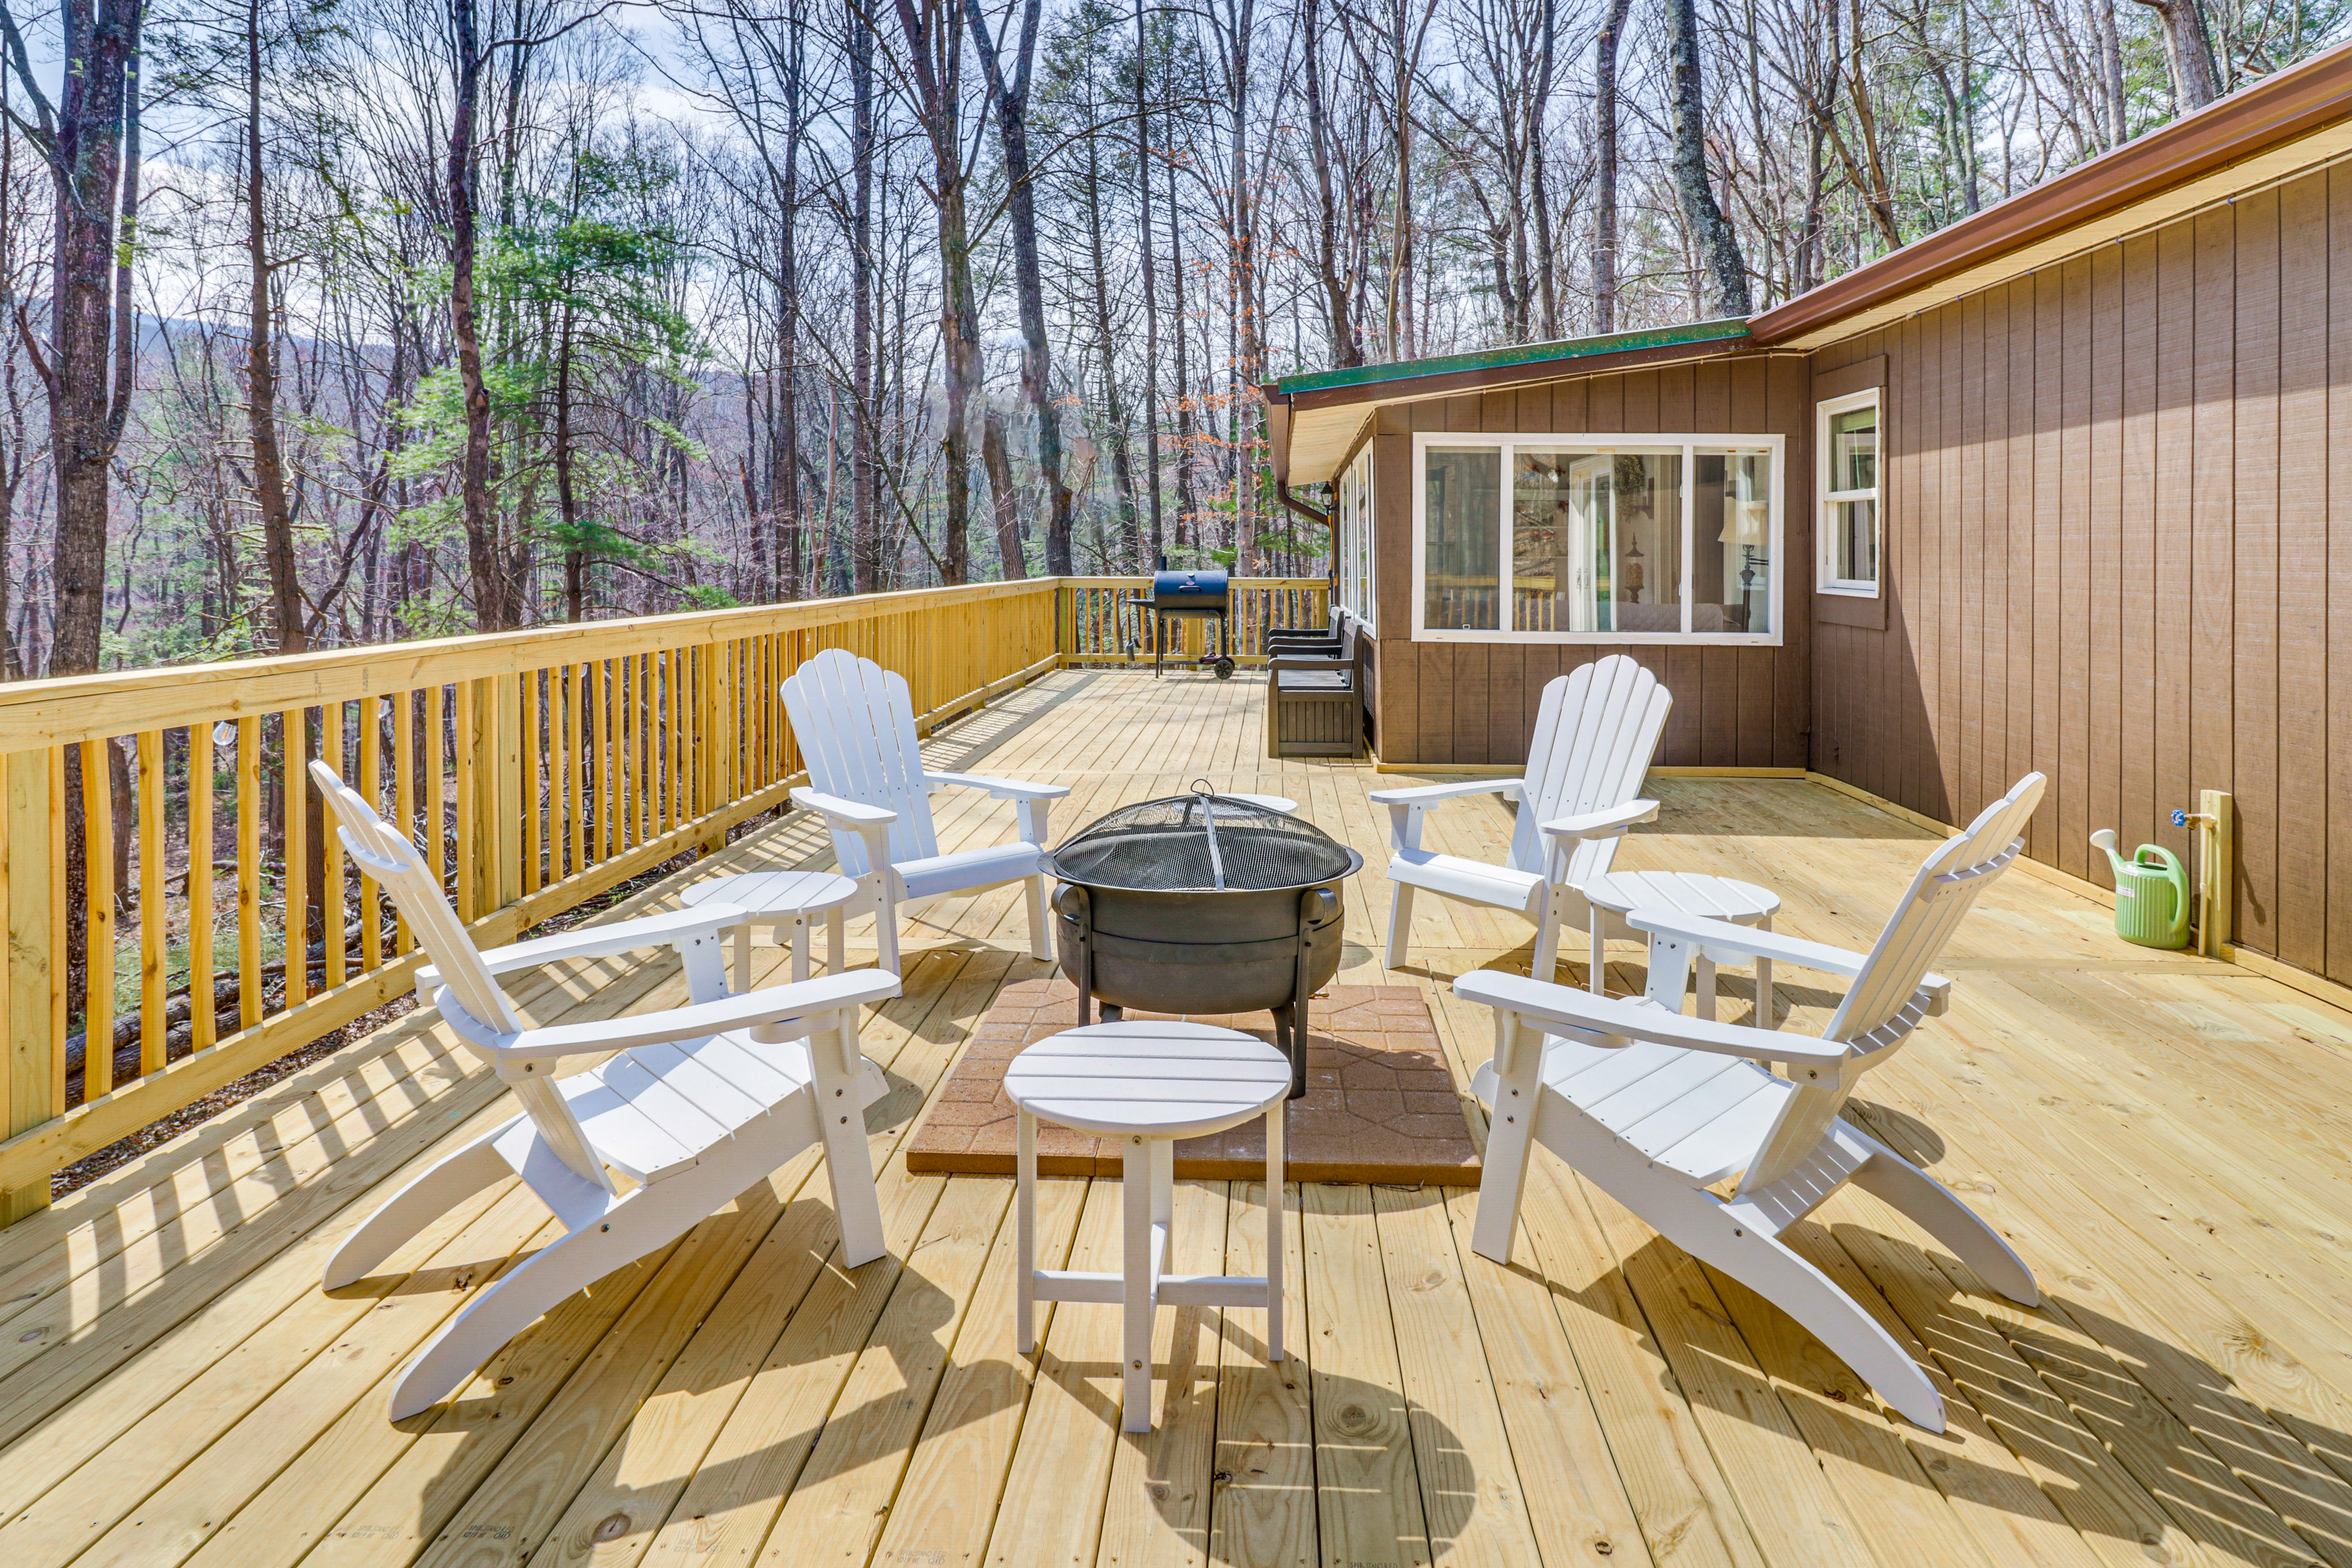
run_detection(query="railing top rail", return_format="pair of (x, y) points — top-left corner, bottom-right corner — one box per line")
(0, 574), (1330, 750)
(0, 578), (1061, 751)
(1061, 576), (1331, 587)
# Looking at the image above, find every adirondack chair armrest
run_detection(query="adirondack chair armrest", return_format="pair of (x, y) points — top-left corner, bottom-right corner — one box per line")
(453, 903), (752, 980)
(1369, 777), (1521, 853)
(1267, 653), (1349, 671)
(1455, 969), (1848, 1066)
(922, 771), (1070, 801)
(925, 771), (1067, 845)
(790, 786), (900, 880)
(1367, 777), (1523, 805)
(790, 787), (898, 826)
(1536, 799), (1660, 842)
(492, 969), (904, 1061)
(1619, 910), (1954, 1017)
(417, 902), (753, 995)
(1625, 908), (1868, 974)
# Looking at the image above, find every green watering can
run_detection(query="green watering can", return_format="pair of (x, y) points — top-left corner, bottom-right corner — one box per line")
(2090, 829), (2191, 949)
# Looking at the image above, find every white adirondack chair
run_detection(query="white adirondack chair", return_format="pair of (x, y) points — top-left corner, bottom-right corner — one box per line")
(782, 649), (1070, 967)
(1460, 773), (2048, 1431)
(307, 761), (900, 1421)
(1369, 655), (1672, 978)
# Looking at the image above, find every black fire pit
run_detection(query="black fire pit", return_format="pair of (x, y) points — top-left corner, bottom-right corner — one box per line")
(1044, 785), (1363, 1098)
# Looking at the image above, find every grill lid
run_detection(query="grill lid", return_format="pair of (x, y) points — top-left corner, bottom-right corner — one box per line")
(1046, 782), (1361, 893)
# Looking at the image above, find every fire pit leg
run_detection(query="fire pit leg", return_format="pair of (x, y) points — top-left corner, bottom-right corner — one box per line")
(1273, 1004), (1307, 1099)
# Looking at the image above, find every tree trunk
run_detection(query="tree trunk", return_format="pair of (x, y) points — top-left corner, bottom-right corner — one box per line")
(777, 10), (806, 600)
(1084, 116), (1139, 561)
(447, 0), (507, 629)
(966, 0), (1074, 575)
(557, 301), (585, 622)
(849, 1), (878, 592)
(1168, 139), (1197, 552)
(1592, 0), (1630, 332)
(894, 0), (974, 585)
(2132, 0), (2218, 110)
(42, 0), (142, 678)
(982, 401), (1023, 576)
(246, 0), (304, 654)
(1133, 0), (1164, 564)
(1665, 0), (1751, 317)
(1302, 0), (1360, 366)
(1528, 0), (1559, 340)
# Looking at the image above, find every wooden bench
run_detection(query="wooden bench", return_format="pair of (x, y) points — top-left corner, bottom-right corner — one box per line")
(1265, 617), (1363, 758)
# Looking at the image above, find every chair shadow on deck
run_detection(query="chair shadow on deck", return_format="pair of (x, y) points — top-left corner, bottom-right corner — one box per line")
(349, 1186), (1477, 1568)
(1512, 1126), (2352, 1568)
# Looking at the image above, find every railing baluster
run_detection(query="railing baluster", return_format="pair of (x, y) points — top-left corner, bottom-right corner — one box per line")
(524, 668), (543, 897)
(638, 654), (654, 845)
(322, 701), (346, 991)
(282, 708), (308, 1005)
(393, 694), (414, 955)
(238, 716), (261, 1028)
(616, 655), (634, 851)
(82, 738), (115, 1100)
(136, 729), (165, 1076)
(189, 722), (216, 1052)
(359, 696), (383, 971)
(595, 658), (613, 862)
(423, 682), (445, 903)
(454, 680), (478, 921)
(565, 663), (585, 876)
(667, 647), (684, 834)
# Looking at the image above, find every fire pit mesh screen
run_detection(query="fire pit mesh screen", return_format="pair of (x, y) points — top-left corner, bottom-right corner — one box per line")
(1046, 787), (1355, 893)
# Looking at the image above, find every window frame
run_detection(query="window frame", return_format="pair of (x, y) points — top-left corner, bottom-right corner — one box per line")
(1815, 388), (1882, 599)
(1335, 444), (1377, 632)
(1408, 430), (1786, 647)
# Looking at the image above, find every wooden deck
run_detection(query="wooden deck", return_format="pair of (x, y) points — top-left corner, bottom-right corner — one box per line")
(6, 669), (2352, 1568)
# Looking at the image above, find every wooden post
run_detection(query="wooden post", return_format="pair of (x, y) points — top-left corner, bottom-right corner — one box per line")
(2199, 788), (2236, 958)
(3, 750), (61, 1223)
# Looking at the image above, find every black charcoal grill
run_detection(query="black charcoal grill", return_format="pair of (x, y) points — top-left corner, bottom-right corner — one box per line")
(1045, 785), (1362, 1098)
(1127, 565), (1234, 679)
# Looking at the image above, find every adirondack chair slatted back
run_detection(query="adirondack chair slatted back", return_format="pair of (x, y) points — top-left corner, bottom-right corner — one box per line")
(1507, 656), (1673, 884)
(308, 761), (616, 1193)
(782, 649), (941, 877)
(1736, 772), (2045, 1196)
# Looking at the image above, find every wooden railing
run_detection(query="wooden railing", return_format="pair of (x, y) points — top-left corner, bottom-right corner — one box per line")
(0, 575), (1327, 1219)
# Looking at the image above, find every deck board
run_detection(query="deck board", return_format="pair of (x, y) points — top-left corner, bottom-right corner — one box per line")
(6, 670), (2352, 1568)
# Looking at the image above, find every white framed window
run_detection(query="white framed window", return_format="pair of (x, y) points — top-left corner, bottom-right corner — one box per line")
(1816, 389), (1879, 596)
(1335, 445), (1376, 631)
(1410, 431), (1784, 645)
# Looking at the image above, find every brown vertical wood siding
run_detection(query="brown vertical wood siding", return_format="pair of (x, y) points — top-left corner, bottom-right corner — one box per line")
(1370, 357), (1815, 769)
(1810, 162), (2348, 983)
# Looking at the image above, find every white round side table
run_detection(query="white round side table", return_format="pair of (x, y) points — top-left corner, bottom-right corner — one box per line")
(1222, 792), (1298, 815)
(1581, 869), (1782, 1027)
(1003, 1021), (1291, 1433)
(680, 869), (864, 990)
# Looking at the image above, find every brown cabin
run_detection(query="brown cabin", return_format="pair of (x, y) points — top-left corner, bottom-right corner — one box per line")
(1266, 39), (2352, 992)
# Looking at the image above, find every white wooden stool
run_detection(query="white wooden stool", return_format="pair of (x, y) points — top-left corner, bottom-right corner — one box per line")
(1580, 869), (1782, 1027)
(680, 869), (864, 990)
(1003, 1022), (1291, 1433)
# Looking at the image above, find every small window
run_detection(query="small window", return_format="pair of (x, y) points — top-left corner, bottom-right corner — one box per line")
(1410, 432), (1782, 644)
(1818, 390), (1879, 595)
